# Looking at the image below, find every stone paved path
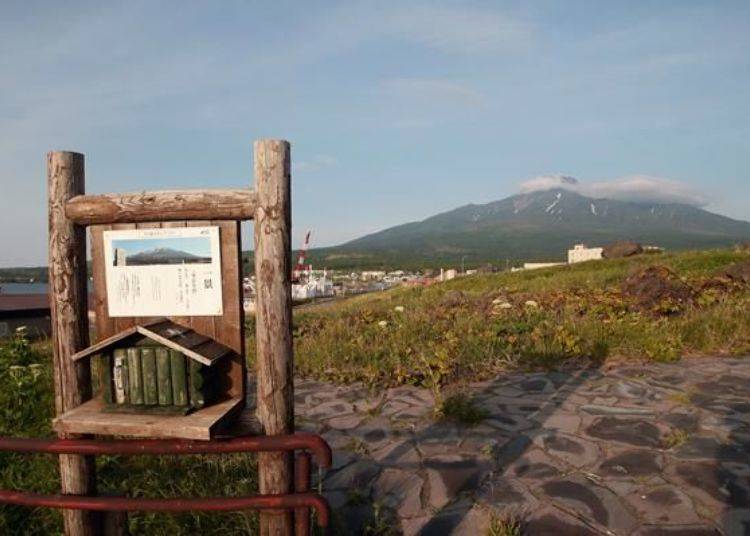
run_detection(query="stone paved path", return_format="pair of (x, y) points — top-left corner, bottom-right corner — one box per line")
(293, 357), (750, 535)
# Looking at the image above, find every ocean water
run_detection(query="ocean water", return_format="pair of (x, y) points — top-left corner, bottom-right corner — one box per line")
(0, 282), (49, 294)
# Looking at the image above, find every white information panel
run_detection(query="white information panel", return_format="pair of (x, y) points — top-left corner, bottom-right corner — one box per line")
(103, 227), (223, 317)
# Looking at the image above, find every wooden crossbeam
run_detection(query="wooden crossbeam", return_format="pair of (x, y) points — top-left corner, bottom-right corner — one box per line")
(65, 188), (257, 225)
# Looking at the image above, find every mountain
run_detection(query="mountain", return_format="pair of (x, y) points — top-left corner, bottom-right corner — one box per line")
(311, 189), (750, 269)
(126, 247), (210, 265)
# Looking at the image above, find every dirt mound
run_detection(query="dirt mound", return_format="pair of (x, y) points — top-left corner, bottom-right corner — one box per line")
(603, 240), (643, 259)
(722, 260), (750, 284)
(440, 290), (467, 307)
(622, 266), (693, 313)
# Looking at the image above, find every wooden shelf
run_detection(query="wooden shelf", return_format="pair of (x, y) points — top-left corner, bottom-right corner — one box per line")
(52, 397), (243, 441)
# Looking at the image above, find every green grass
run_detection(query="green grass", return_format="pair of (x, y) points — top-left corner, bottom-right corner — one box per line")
(0, 333), (259, 535)
(487, 509), (524, 536)
(247, 248), (750, 389)
(436, 393), (489, 426)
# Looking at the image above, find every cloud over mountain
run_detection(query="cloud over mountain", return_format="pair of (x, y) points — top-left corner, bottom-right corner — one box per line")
(519, 175), (709, 207)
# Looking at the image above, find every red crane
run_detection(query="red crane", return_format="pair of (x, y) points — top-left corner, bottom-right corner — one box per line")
(292, 230), (312, 282)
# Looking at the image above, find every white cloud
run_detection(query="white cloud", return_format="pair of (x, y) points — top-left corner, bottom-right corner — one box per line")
(384, 5), (533, 54)
(294, 154), (338, 174)
(519, 174), (709, 207)
(379, 78), (487, 109)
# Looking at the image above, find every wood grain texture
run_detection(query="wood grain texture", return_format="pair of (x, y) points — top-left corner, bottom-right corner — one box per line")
(90, 225), (114, 339)
(216, 220), (245, 399)
(47, 151), (98, 536)
(253, 140), (294, 535)
(72, 320), (233, 367)
(65, 188), (258, 224)
(53, 397), (243, 440)
(87, 218), (246, 435)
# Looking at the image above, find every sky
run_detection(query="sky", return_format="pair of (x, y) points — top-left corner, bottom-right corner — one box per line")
(1, 1), (748, 267)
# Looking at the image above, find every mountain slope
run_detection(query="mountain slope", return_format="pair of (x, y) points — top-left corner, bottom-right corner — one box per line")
(126, 247), (209, 265)
(313, 189), (750, 268)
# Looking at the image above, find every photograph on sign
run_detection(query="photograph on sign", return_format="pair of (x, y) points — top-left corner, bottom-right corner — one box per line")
(103, 227), (223, 317)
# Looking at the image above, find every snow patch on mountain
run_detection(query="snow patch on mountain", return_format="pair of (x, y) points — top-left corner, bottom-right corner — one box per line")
(519, 174), (708, 207)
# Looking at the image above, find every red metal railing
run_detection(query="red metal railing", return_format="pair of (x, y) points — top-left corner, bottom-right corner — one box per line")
(0, 433), (331, 534)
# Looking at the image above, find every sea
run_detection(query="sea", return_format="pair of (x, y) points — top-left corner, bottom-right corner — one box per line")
(0, 282), (49, 294)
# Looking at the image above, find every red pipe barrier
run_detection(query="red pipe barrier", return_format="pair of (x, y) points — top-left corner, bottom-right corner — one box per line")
(0, 490), (329, 527)
(0, 433), (332, 528)
(294, 452), (312, 536)
(0, 433), (332, 469)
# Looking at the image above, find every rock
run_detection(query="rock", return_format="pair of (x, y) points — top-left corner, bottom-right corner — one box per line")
(539, 475), (638, 534)
(625, 485), (702, 524)
(519, 377), (552, 393)
(603, 240), (643, 259)
(585, 417), (663, 447)
(478, 476), (538, 509)
(674, 436), (749, 463)
(582, 404), (655, 416)
(538, 413), (581, 434)
(722, 260), (750, 284)
(720, 508), (750, 536)
(635, 525), (721, 535)
(450, 504), (491, 536)
(441, 290), (466, 307)
(535, 431), (600, 468)
(524, 300), (539, 308)
(525, 505), (604, 536)
(370, 439), (421, 466)
(325, 459), (382, 491)
(372, 468), (423, 518)
(507, 448), (563, 483)
(327, 413), (363, 430)
(424, 455), (491, 510)
(622, 265), (693, 312)
(598, 449), (662, 477)
(493, 434), (533, 468)
(666, 461), (749, 510)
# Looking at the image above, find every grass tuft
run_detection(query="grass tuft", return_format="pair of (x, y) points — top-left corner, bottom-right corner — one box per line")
(487, 509), (525, 536)
(436, 393), (489, 426)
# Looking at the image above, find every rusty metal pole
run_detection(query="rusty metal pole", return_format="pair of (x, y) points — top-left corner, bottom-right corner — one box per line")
(294, 453), (311, 536)
(253, 139), (294, 535)
(47, 151), (98, 535)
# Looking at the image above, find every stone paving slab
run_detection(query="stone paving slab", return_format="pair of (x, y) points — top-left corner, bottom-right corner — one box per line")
(295, 357), (750, 535)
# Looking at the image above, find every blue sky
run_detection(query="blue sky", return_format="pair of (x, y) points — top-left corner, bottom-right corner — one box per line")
(1, 1), (748, 266)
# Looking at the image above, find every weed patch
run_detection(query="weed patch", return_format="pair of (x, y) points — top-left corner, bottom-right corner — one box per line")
(249, 248), (750, 388)
(436, 393), (489, 426)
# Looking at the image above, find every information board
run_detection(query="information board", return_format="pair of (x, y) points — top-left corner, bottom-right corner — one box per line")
(103, 226), (223, 317)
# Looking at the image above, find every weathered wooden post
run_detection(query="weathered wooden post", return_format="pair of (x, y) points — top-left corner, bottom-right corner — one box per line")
(47, 151), (98, 536)
(253, 139), (294, 535)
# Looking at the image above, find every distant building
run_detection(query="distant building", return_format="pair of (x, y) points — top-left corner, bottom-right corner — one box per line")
(0, 294), (51, 339)
(568, 244), (604, 264)
(360, 271), (386, 280)
(440, 269), (458, 281)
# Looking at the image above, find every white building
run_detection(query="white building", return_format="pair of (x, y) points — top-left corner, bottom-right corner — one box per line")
(568, 244), (604, 264)
(291, 273), (334, 301)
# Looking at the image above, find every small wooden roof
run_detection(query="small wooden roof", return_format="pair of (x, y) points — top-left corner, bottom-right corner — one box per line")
(71, 318), (233, 367)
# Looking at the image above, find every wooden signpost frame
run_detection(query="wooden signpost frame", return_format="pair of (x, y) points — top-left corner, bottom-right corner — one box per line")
(47, 140), (294, 535)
